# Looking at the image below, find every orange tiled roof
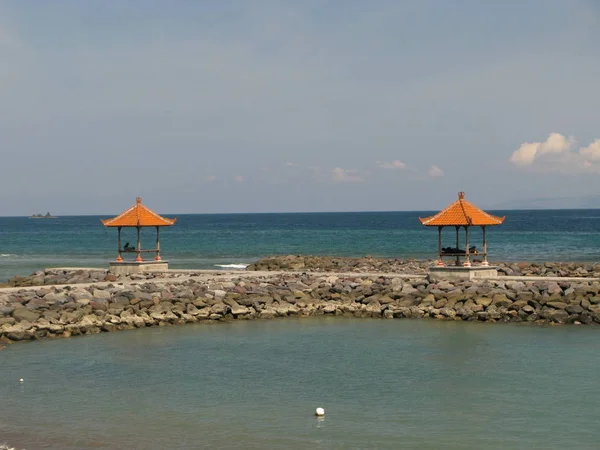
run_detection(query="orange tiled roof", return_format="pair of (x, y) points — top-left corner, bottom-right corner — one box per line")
(101, 197), (176, 227)
(419, 192), (505, 227)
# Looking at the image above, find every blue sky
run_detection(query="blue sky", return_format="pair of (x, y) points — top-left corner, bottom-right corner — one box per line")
(1, 0), (599, 215)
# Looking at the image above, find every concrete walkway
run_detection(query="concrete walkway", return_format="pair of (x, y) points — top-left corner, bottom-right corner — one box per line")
(0, 269), (426, 294)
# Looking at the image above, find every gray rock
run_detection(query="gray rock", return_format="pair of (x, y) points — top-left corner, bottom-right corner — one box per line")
(274, 301), (297, 316)
(259, 308), (277, 319)
(192, 297), (209, 308)
(231, 304), (250, 316)
(210, 303), (228, 315)
(475, 297), (492, 307)
(506, 281), (525, 291)
(440, 308), (456, 318)
(12, 308), (40, 323)
(521, 305), (535, 314)
(546, 301), (568, 310)
(93, 289), (112, 300)
(0, 317), (16, 326)
(0, 305), (15, 316)
(566, 304), (583, 314)
(25, 298), (48, 310)
(70, 289), (93, 301)
(5, 325), (33, 341)
(492, 294), (512, 308)
(90, 300), (108, 311)
(401, 285), (418, 296)
(186, 304), (200, 315)
(43, 292), (68, 304)
(546, 282), (563, 296)
(551, 309), (569, 323)
(322, 304), (336, 314)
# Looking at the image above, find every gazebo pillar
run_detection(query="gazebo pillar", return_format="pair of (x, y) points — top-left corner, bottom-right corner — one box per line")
(155, 226), (161, 261)
(437, 226), (444, 266)
(482, 226), (489, 266)
(463, 226), (471, 267)
(135, 226), (143, 262)
(455, 226), (460, 266)
(116, 226), (123, 262)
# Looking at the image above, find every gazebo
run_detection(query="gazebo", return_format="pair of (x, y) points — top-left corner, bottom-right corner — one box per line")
(419, 192), (505, 269)
(101, 197), (176, 274)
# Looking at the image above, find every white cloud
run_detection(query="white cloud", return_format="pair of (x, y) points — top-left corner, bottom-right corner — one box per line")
(428, 165), (444, 177)
(580, 139), (600, 161)
(377, 160), (406, 170)
(509, 133), (600, 173)
(332, 167), (365, 183)
(509, 132), (573, 166)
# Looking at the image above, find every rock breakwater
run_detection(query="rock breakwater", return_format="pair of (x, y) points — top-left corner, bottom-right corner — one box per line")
(2, 269), (600, 345)
(248, 255), (600, 277)
(247, 255), (432, 274)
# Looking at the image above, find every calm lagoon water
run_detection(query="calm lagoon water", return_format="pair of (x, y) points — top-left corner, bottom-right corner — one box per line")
(1, 318), (600, 449)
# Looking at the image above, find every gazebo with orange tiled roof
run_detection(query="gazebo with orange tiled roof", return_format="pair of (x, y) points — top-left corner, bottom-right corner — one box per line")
(101, 197), (176, 263)
(419, 192), (505, 267)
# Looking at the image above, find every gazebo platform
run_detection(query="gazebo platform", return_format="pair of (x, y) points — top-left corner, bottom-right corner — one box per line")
(109, 261), (169, 275)
(428, 265), (498, 281)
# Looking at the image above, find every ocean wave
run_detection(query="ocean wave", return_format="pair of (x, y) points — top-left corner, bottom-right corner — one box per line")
(0, 254), (16, 257)
(214, 264), (248, 269)
(0, 444), (25, 450)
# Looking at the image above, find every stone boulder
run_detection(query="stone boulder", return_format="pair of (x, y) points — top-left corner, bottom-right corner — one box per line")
(12, 308), (40, 323)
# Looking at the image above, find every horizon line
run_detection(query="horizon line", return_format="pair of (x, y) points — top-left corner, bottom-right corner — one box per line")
(2, 206), (600, 218)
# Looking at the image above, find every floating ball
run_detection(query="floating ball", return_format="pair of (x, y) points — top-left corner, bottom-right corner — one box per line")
(315, 407), (325, 416)
(19, 378), (24, 383)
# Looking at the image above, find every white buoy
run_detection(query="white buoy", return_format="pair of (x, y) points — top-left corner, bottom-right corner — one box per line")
(315, 407), (325, 416)
(19, 378), (24, 383)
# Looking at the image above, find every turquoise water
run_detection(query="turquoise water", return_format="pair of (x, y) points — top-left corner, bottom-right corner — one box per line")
(1, 318), (599, 449)
(1, 209), (600, 281)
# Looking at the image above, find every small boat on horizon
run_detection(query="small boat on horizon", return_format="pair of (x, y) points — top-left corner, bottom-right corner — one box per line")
(29, 212), (58, 219)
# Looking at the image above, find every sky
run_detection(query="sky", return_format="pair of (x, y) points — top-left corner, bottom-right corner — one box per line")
(1, 0), (599, 215)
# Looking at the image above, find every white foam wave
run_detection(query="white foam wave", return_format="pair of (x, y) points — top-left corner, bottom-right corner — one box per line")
(1, 444), (25, 450)
(214, 264), (248, 269)
(0, 254), (15, 257)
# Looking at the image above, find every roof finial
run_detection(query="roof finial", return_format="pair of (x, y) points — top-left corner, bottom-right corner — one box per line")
(458, 192), (465, 199)
(136, 197), (142, 204)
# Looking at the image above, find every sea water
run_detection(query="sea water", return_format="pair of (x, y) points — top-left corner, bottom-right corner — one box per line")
(1, 209), (600, 281)
(1, 318), (600, 449)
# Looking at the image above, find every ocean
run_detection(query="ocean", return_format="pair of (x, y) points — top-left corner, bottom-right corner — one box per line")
(1, 209), (600, 281)
(2, 318), (600, 449)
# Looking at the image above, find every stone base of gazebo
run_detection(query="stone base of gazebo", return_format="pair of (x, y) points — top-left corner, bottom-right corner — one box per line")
(428, 265), (498, 281)
(109, 261), (169, 275)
